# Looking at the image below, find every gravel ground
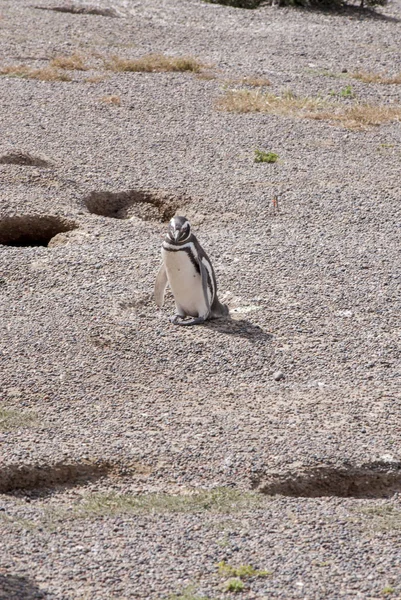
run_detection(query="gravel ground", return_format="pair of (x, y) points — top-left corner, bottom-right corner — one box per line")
(0, 0), (400, 598)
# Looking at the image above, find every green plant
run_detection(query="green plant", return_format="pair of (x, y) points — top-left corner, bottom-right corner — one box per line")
(224, 578), (244, 592)
(168, 585), (211, 600)
(254, 149), (279, 163)
(381, 587), (395, 596)
(340, 84), (354, 98)
(217, 561), (271, 579)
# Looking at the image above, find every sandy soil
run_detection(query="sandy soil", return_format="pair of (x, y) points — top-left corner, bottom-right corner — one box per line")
(0, 0), (400, 598)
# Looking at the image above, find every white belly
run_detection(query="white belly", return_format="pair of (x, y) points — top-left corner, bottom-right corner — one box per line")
(162, 246), (208, 317)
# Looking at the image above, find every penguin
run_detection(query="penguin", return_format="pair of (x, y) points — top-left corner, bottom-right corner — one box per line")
(154, 216), (229, 326)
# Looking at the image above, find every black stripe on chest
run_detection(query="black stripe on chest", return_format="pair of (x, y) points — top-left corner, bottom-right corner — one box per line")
(163, 244), (200, 274)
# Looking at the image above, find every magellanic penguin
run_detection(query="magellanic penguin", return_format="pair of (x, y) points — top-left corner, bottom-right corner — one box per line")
(154, 216), (229, 326)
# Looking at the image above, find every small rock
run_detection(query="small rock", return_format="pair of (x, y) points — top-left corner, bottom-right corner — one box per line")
(273, 371), (285, 381)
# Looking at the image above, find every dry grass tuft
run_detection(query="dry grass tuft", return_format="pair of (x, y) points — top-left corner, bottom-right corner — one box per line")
(310, 103), (401, 129)
(0, 64), (72, 81)
(100, 94), (121, 105)
(217, 89), (324, 115)
(103, 53), (206, 74)
(217, 89), (401, 129)
(50, 53), (88, 71)
(350, 70), (401, 85)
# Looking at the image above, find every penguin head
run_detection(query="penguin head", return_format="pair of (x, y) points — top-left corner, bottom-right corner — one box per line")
(168, 216), (191, 243)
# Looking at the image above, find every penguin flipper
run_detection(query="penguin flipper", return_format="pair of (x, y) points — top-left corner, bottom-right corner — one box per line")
(198, 259), (211, 317)
(154, 263), (168, 307)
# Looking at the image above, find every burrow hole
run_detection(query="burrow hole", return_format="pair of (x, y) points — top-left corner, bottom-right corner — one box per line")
(83, 189), (185, 222)
(0, 215), (77, 247)
(254, 463), (401, 499)
(0, 460), (113, 495)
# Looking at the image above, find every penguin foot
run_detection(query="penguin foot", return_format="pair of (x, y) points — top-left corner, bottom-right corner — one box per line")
(169, 315), (206, 326)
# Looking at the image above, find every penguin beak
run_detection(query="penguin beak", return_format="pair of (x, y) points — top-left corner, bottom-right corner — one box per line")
(173, 229), (181, 241)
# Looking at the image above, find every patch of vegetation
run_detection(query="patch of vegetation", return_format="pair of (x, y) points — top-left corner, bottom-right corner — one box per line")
(0, 408), (38, 430)
(0, 512), (38, 531)
(381, 587), (396, 596)
(217, 561), (271, 579)
(224, 578), (244, 592)
(217, 88), (325, 115)
(99, 95), (121, 105)
(103, 54), (206, 74)
(50, 53), (88, 71)
(0, 65), (71, 81)
(356, 506), (401, 531)
(339, 84), (354, 98)
(254, 149), (279, 163)
(168, 585), (211, 600)
(74, 488), (268, 517)
(351, 71), (401, 85)
(216, 88), (401, 129)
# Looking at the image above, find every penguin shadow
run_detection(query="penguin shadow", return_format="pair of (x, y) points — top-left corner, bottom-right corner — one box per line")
(204, 316), (272, 342)
(0, 573), (48, 599)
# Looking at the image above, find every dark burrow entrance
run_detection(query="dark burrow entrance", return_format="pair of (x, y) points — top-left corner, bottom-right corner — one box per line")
(0, 460), (113, 495)
(83, 189), (185, 222)
(253, 462), (401, 499)
(0, 215), (77, 247)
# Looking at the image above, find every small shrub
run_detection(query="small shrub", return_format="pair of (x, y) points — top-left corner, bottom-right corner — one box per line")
(224, 578), (244, 592)
(254, 149), (279, 163)
(382, 587), (395, 596)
